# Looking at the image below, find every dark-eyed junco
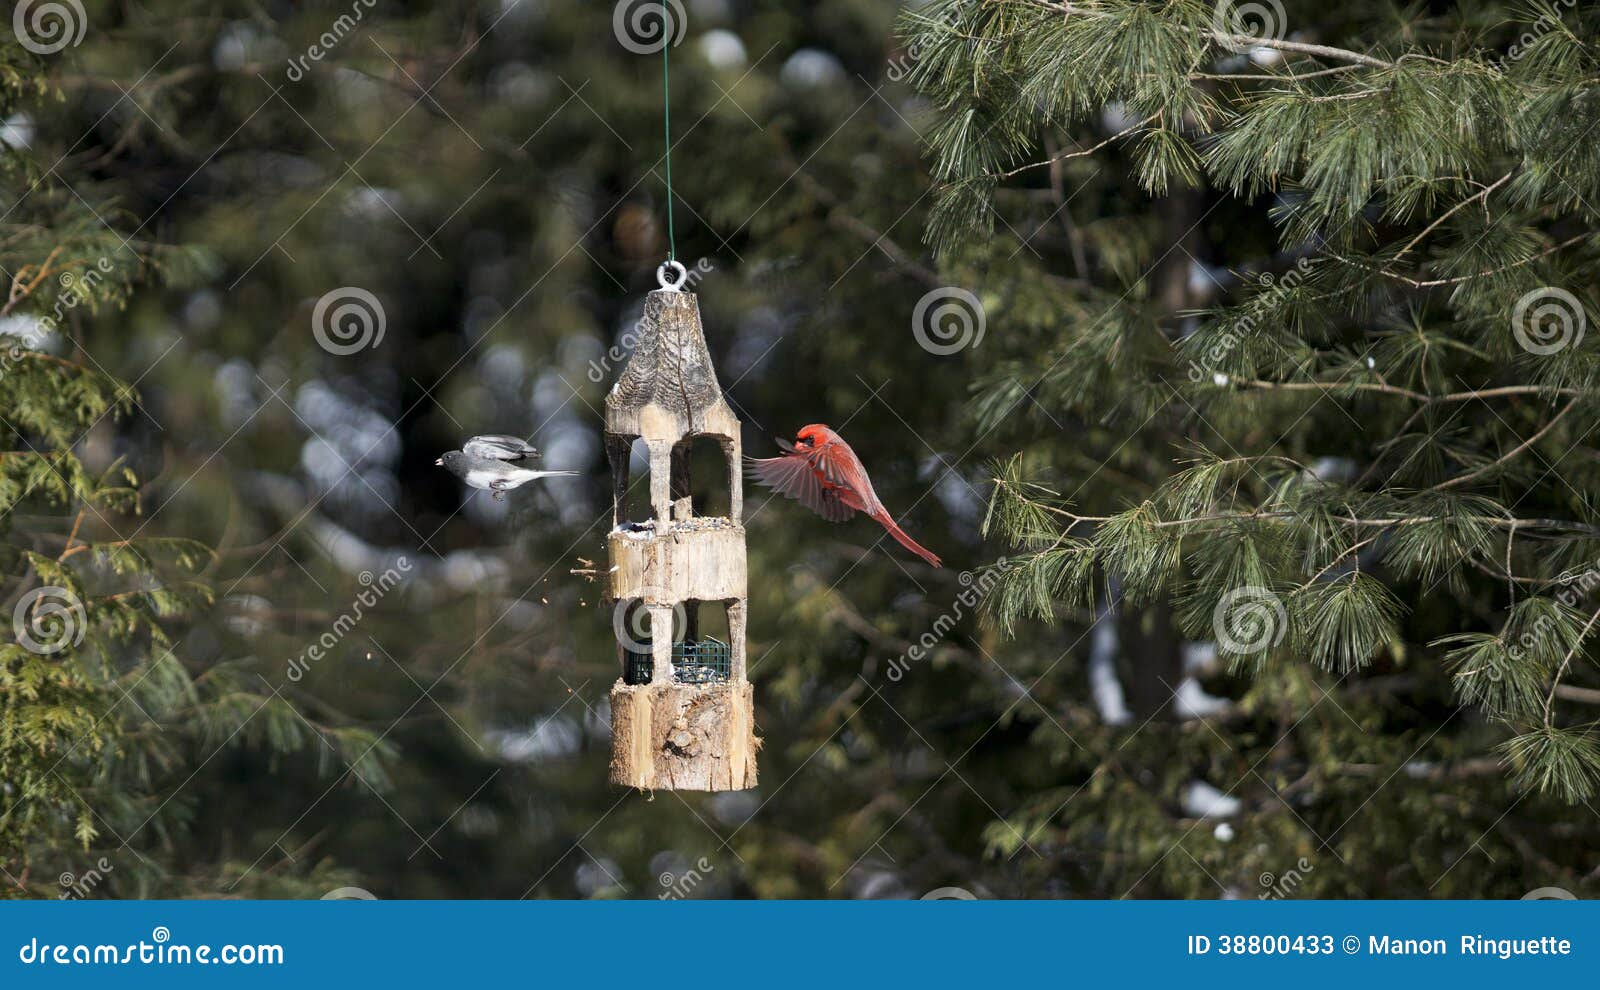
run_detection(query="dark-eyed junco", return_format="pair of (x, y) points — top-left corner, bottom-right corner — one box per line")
(436, 435), (579, 500)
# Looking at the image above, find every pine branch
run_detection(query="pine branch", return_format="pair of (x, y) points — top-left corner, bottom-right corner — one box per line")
(1555, 684), (1600, 705)
(1545, 602), (1600, 727)
(1402, 232), (1593, 287)
(1236, 381), (1594, 404)
(1191, 65), (1364, 82)
(1431, 396), (1578, 492)
(790, 167), (942, 287)
(991, 113), (1160, 180)
(1392, 171), (1515, 263)
(1026, 0), (1396, 69)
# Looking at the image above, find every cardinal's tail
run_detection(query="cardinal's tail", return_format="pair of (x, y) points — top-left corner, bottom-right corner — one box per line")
(874, 512), (942, 568)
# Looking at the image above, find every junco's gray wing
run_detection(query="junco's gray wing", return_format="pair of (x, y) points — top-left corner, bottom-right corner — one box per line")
(463, 435), (540, 461)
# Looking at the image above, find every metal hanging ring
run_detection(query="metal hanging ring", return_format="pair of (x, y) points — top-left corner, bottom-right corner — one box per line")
(656, 259), (689, 292)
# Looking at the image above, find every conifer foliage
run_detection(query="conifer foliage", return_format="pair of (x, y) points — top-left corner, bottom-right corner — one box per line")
(907, 0), (1600, 807)
(0, 52), (376, 898)
(7, 0), (1599, 900)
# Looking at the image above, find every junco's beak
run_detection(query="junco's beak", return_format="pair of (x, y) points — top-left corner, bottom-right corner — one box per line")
(434, 458), (443, 466)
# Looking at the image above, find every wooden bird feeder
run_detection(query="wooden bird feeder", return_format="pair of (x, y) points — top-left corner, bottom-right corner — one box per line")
(603, 270), (759, 791)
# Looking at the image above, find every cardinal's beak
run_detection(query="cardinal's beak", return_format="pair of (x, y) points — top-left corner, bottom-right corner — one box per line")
(434, 458), (444, 466)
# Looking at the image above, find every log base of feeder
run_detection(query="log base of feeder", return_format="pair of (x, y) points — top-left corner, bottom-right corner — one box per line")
(609, 680), (759, 791)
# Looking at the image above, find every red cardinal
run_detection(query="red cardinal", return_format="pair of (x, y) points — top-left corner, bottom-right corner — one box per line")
(747, 424), (942, 568)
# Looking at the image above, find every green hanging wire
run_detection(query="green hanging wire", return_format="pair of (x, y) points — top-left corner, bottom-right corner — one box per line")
(660, 3), (676, 264)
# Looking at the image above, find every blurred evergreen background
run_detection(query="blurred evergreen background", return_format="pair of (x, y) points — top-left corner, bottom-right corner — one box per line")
(3, 0), (1598, 899)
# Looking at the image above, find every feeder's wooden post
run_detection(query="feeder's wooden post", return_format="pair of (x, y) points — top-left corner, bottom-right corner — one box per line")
(647, 441), (673, 524)
(669, 441), (700, 642)
(670, 439), (694, 522)
(727, 599), (747, 681)
(604, 287), (760, 791)
(648, 604), (675, 686)
(605, 434), (632, 528)
(721, 436), (742, 521)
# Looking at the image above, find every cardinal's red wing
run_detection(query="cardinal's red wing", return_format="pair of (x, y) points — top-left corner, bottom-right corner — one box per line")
(745, 454), (856, 522)
(808, 439), (882, 510)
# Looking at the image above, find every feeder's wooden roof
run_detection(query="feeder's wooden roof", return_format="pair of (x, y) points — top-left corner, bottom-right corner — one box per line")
(606, 289), (739, 443)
